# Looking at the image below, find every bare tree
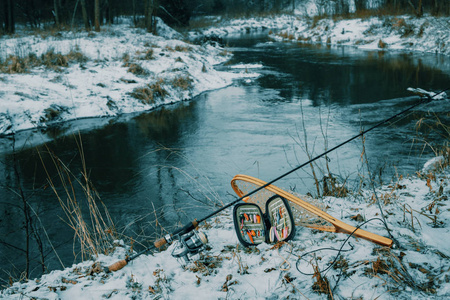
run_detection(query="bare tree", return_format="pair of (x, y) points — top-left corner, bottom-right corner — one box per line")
(408, 0), (424, 16)
(354, 0), (366, 12)
(53, 0), (60, 26)
(145, 0), (158, 33)
(3, 0), (15, 34)
(95, 0), (100, 31)
(80, 0), (90, 31)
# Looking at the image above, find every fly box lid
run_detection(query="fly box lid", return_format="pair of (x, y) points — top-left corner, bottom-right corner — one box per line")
(233, 195), (296, 247)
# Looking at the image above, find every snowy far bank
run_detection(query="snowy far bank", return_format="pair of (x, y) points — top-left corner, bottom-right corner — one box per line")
(192, 14), (450, 57)
(2, 160), (449, 299)
(0, 18), (253, 137)
(1, 14), (449, 138)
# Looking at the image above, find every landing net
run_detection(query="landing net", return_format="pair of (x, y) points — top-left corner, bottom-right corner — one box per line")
(231, 174), (335, 232)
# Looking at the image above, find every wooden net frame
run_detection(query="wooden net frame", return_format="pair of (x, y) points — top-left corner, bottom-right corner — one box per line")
(231, 174), (392, 247)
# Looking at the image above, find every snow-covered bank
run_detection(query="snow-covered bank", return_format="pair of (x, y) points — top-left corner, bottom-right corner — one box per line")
(192, 14), (450, 57)
(2, 161), (449, 299)
(0, 18), (250, 137)
(275, 15), (450, 56)
(1, 14), (449, 138)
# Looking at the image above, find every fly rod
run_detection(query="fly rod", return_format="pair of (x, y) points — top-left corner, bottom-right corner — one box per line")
(106, 88), (449, 272)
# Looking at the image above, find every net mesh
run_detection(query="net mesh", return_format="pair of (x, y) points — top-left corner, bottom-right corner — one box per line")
(232, 178), (335, 231)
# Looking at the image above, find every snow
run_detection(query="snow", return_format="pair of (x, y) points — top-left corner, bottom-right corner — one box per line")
(423, 156), (446, 172)
(1, 14), (449, 137)
(192, 14), (450, 57)
(0, 18), (253, 137)
(1, 14), (450, 299)
(2, 159), (449, 299)
(274, 14), (450, 56)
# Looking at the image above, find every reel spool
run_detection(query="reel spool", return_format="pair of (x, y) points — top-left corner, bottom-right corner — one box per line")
(171, 231), (208, 265)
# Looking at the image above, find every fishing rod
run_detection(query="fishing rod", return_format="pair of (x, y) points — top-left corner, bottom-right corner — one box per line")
(106, 87), (449, 272)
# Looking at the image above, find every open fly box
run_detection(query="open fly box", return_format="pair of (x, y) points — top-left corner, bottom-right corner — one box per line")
(233, 195), (296, 247)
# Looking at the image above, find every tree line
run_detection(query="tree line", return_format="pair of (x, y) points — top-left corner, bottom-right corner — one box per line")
(1, 0), (449, 35)
(0, 0), (163, 34)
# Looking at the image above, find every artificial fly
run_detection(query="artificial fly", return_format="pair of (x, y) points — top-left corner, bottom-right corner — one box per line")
(105, 87), (449, 272)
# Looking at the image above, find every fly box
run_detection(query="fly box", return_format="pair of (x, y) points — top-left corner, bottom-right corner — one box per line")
(232, 195), (296, 247)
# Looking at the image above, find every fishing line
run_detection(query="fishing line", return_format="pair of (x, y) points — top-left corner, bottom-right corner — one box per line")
(106, 87), (450, 272)
(199, 88), (450, 224)
(355, 90), (448, 247)
(295, 217), (385, 276)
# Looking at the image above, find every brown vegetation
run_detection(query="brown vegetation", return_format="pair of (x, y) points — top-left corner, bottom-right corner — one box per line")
(171, 75), (193, 90)
(131, 79), (168, 104)
(0, 49), (87, 74)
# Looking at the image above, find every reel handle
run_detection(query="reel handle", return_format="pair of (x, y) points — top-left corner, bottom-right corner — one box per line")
(105, 219), (199, 272)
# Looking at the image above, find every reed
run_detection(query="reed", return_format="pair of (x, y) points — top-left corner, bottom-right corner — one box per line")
(38, 136), (117, 261)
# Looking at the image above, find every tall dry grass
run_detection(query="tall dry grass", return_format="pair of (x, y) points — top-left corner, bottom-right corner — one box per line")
(38, 136), (117, 261)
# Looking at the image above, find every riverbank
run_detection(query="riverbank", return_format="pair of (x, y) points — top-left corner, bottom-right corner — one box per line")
(2, 160), (449, 299)
(191, 14), (450, 57)
(1, 13), (450, 299)
(1, 15), (449, 138)
(0, 18), (257, 137)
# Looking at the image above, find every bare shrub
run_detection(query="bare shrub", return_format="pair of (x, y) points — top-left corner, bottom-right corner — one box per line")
(67, 50), (88, 63)
(41, 49), (69, 71)
(378, 39), (387, 49)
(131, 79), (168, 104)
(126, 63), (149, 76)
(171, 75), (193, 91)
(175, 45), (191, 52)
(1, 53), (39, 74)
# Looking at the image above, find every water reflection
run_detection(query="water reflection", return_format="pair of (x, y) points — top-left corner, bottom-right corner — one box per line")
(225, 35), (449, 106)
(0, 34), (449, 282)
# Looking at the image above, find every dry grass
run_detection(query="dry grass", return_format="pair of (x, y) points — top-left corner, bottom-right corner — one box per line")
(0, 53), (39, 73)
(312, 264), (332, 296)
(378, 39), (387, 49)
(277, 31), (295, 40)
(125, 63), (149, 76)
(171, 75), (193, 91)
(41, 49), (69, 70)
(136, 48), (154, 60)
(38, 140), (117, 261)
(0, 48), (88, 74)
(130, 79), (168, 104)
(362, 248), (426, 292)
(174, 45), (192, 52)
(321, 174), (349, 197)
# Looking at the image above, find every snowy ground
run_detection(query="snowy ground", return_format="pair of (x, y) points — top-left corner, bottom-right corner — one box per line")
(275, 15), (450, 56)
(192, 14), (450, 57)
(1, 14), (449, 137)
(0, 18), (253, 137)
(2, 159), (449, 299)
(1, 14), (450, 300)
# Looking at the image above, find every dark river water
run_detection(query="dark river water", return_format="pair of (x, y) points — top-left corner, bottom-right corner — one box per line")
(1, 32), (449, 282)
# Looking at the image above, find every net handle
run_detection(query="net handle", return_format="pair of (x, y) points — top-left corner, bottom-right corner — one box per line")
(231, 174), (393, 247)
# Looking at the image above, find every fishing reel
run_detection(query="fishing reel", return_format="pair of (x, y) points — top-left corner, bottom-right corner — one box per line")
(170, 230), (208, 265)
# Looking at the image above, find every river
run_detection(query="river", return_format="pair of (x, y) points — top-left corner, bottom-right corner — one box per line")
(1, 32), (449, 282)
